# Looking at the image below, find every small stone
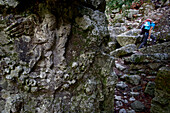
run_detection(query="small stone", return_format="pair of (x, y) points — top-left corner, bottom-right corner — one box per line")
(116, 81), (128, 89)
(86, 87), (91, 93)
(127, 109), (136, 113)
(131, 100), (145, 112)
(129, 97), (136, 101)
(115, 95), (122, 101)
(122, 99), (128, 104)
(120, 74), (129, 79)
(116, 101), (123, 107)
(31, 87), (38, 92)
(64, 74), (69, 78)
(130, 92), (140, 96)
(116, 63), (126, 71)
(123, 92), (127, 95)
(128, 75), (141, 85)
(24, 86), (30, 91)
(40, 72), (46, 78)
(72, 62), (78, 68)
(119, 108), (127, 113)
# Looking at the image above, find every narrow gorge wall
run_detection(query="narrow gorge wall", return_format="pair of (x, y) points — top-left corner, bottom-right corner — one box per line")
(0, 0), (117, 112)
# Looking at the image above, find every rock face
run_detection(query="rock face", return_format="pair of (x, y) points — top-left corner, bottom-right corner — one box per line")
(150, 67), (170, 113)
(0, 0), (117, 112)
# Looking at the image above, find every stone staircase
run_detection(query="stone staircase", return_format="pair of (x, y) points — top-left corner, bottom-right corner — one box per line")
(110, 42), (170, 113)
(106, 3), (170, 113)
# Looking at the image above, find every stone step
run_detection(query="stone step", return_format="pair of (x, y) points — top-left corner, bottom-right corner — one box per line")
(139, 41), (170, 54)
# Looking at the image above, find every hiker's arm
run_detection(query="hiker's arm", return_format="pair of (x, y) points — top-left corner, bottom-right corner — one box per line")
(148, 26), (153, 39)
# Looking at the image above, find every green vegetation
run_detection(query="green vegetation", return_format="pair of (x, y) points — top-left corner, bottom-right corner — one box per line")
(106, 0), (139, 13)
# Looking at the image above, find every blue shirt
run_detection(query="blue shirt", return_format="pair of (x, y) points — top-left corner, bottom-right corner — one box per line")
(144, 21), (155, 30)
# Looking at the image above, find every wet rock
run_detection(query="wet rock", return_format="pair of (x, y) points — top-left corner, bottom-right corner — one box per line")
(131, 100), (145, 112)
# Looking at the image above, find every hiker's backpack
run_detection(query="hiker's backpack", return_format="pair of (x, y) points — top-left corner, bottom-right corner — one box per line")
(140, 19), (152, 35)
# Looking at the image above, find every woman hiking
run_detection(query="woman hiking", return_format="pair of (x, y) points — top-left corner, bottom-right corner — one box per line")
(138, 18), (159, 49)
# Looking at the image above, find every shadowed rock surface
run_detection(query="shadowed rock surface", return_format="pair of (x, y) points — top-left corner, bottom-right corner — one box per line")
(0, 0), (117, 112)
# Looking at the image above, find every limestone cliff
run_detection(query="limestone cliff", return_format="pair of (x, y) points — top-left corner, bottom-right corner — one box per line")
(0, 0), (117, 112)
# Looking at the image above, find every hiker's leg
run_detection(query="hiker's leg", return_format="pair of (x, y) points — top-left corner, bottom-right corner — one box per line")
(138, 33), (148, 49)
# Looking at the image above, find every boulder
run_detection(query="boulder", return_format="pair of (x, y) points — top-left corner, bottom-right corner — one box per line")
(110, 44), (137, 57)
(117, 29), (141, 47)
(150, 66), (170, 113)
